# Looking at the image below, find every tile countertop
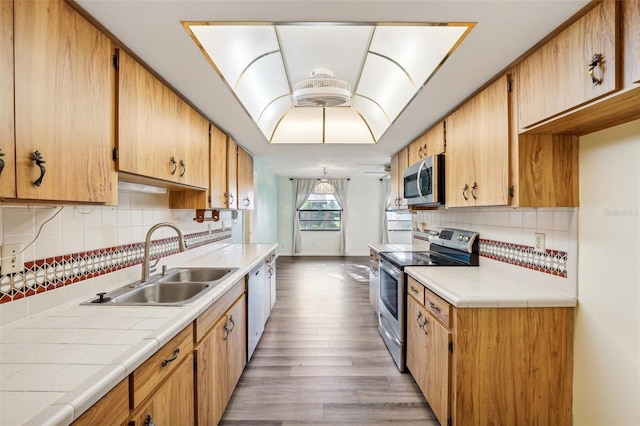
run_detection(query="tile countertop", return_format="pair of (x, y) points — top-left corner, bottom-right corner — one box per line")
(368, 241), (430, 253)
(405, 266), (577, 308)
(0, 243), (277, 426)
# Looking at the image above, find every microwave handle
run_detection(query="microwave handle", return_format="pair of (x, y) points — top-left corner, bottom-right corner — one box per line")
(416, 160), (425, 199)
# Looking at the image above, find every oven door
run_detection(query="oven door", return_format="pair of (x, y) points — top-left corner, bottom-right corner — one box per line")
(378, 258), (406, 370)
(404, 157), (434, 205)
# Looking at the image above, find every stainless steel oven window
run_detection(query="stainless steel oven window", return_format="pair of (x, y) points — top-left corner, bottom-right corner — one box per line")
(379, 260), (401, 320)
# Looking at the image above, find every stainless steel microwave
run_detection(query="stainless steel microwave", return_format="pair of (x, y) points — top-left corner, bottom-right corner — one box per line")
(402, 154), (445, 206)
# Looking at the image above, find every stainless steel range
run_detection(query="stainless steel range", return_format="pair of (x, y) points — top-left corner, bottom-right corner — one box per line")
(378, 227), (479, 371)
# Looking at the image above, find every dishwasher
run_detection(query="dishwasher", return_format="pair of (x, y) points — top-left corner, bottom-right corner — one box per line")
(247, 261), (266, 360)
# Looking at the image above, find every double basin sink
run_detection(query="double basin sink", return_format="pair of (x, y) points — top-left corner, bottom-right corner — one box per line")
(82, 267), (238, 306)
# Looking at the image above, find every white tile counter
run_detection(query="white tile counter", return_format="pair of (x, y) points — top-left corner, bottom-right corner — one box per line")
(368, 241), (430, 253)
(0, 243), (277, 426)
(405, 266), (576, 308)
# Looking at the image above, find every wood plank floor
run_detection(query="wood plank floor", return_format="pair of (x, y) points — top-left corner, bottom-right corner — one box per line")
(220, 256), (438, 425)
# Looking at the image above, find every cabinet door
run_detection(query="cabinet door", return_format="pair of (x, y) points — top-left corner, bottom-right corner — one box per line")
(195, 313), (228, 426)
(237, 146), (254, 210)
(226, 294), (247, 393)
(396, 147), (409, 210)
(445, 106), (474, 208)
(471, 75), (510, 206)
(209, 125), (228, 208)
(423, 310), (451, 426)
(180, 103), (209, 189)
(0, 0), (15, 198)
(446, 76), (510, 208)
(118, 50), (168, 181)
(406, 294), (428, 394)
(226, 138), (238, 209)
(408, 121), (445, 166)
(130, 352), (195, 426)
(624, 0), (640, 84)
(14, 0), (115, 203)
(389, 153), (400, 209)
(518, 0), (618, 129)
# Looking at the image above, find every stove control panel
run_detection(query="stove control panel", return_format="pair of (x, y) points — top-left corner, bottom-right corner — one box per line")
(428, 227), (479, 253)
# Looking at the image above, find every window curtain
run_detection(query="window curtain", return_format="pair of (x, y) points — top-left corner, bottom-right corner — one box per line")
(328, 178), (348, 255)
(293, 178), (316, 254)
(380, 176), (391, 244)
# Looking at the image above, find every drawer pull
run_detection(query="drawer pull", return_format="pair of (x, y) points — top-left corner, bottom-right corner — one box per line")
(161, 348), (180, 367)
(410, 286), (419, 295)
(429, 301), (441, 313)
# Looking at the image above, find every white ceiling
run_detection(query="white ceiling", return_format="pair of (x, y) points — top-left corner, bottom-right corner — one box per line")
(75, 0), (590, 178)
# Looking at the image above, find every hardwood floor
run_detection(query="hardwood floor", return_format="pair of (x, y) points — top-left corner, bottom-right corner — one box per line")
(220, 256), (438, 425)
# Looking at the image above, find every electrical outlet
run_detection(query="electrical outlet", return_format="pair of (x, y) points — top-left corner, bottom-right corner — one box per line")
(534, 233), (545, 253)
(1, 244), (25, 274)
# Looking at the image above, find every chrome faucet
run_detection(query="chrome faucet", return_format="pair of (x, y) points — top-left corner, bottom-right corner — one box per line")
(140, 222), (187, 283)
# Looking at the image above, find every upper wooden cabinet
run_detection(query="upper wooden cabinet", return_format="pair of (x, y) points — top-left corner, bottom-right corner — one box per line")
(446, 76), (510, 208)
(237, 145), (254, 210)
(389, 147), (409, 210)
(518, 0), (619, 131)
(209, 124), (228, 208)
(0, 0), (15, 199)
(117, 49), (208, 189)
(226, 138), (239, 209)
(9, 0), (116, 204)
(407, 121), (445, 166)
(624, 0), (640, 84)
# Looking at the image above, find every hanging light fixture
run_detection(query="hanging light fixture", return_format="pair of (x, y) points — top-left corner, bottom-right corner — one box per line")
(315, 167), (334, 194)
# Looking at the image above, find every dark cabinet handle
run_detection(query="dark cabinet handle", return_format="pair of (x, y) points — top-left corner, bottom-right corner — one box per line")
(462, 184), (469, 201)
(179, 160), (186, 177)
(429, 301), (441, 313)
(588, 53), (603, 85)
(32, 151), (46, 187)
(422, 317), (428, 335)
(0, 148), (5, 177)
(223, 315), (235, 340)
(161, 348), (180, 367)
(418, 146), (423, 158)
(225, 192), (235, 206)
(144, 414), (155, 426)
(422, 144), (427, 156)
(471, 182), (478, 200)
(170, 156), (177, 175)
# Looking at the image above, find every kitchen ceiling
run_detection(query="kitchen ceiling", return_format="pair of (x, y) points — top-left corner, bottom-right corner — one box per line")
(75, 0), (590, 178)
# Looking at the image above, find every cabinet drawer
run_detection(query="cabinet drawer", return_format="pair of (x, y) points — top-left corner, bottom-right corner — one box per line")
(407, 277), (425, 303)
(194, 278), (245, 342)
(72, 378), (129, 425)
(425, 288), (451, 328)
(130, 325), (194, 409)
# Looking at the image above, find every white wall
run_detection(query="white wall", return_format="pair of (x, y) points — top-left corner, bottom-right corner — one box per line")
(278, 176), (383, 256)
(573, 119), (640, 425)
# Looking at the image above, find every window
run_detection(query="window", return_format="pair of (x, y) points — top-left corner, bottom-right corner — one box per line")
(387, 211), (412, 231)
(299, 184), (341, 231)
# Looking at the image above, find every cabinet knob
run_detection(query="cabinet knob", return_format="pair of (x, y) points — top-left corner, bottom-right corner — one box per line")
(32, 151), (46, 187)
(144, 414), (155, 426)
(170, 156), (178, 175)
(588, 53), (603, 85)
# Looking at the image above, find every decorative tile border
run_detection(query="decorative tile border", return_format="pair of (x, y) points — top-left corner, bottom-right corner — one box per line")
(479, 239), (568, 278)
(0, 228), (232, 304)
(413, 233), (568, 277)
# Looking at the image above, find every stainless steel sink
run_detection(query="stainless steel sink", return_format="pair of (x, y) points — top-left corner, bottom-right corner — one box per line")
(111, 282), (210, 305)
(157, 268), (236, 283)
(81, 267), (239, 306)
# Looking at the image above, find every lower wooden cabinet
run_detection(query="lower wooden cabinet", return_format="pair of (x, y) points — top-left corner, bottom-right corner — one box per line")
(405, 277), (574, 426)
(195, 293), (247, 425)
(406, 293), (450, 425)
(129, 352), (195, 426)
(71, 379), (129, 426)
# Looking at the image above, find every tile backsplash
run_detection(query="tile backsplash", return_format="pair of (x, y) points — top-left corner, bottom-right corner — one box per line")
(0, 190), (235, 325)
(413, 207), (578, 296)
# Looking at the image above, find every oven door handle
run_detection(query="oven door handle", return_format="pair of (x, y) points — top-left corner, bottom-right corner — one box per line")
(381, 260), (401, 281)
(416, 160), (425, 199)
